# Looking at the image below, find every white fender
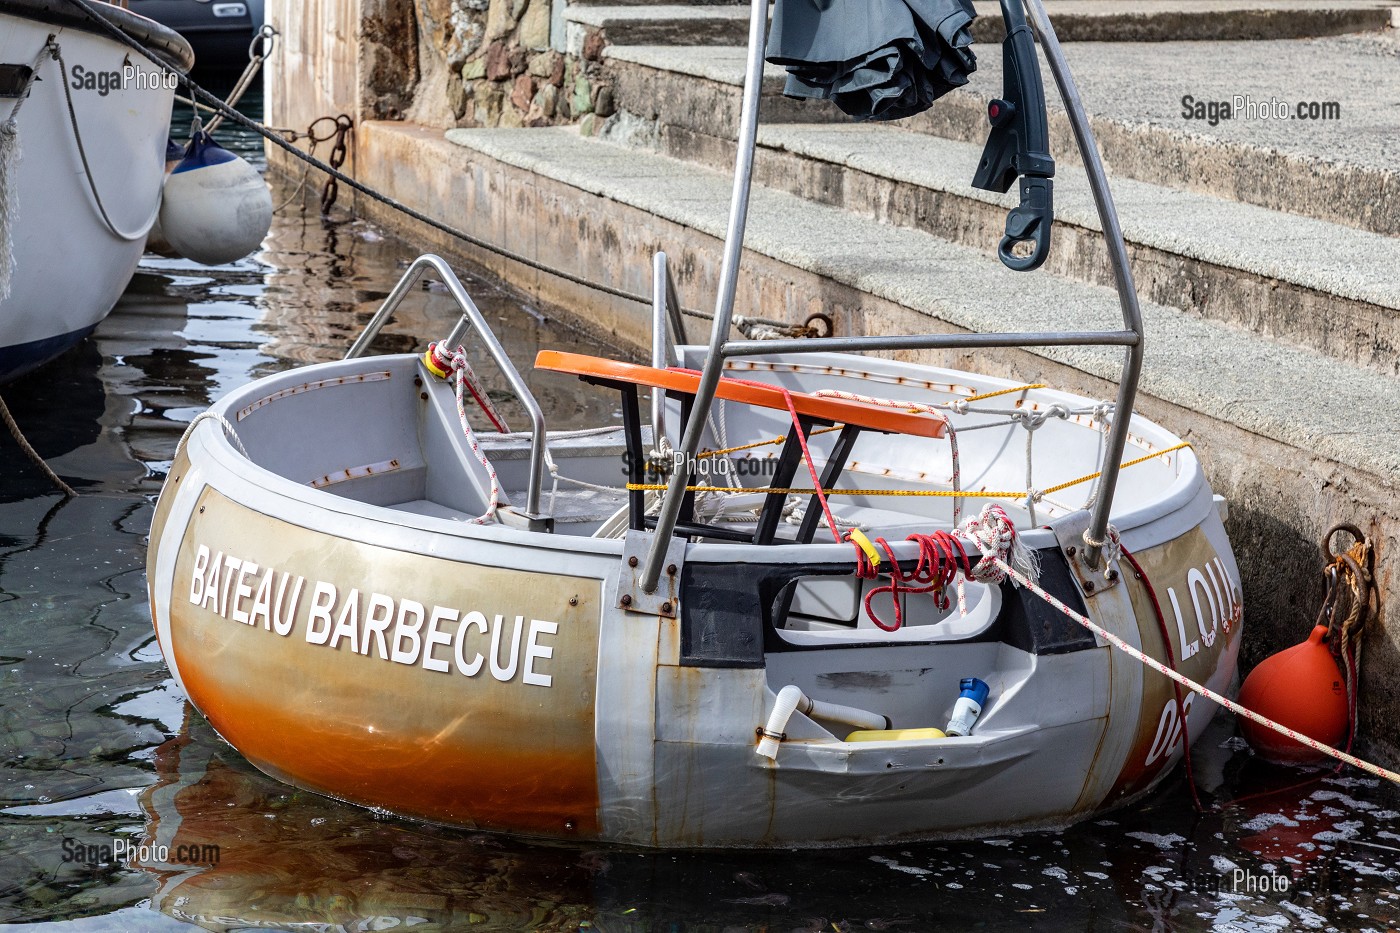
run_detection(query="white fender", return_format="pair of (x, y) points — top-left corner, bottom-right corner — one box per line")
(160, 132), (271, 265)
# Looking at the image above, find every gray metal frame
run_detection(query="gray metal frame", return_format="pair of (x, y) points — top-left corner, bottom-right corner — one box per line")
(638, 0), (1146, 591)
(346, 253), (549, 518)
(650, 252), (688, 444)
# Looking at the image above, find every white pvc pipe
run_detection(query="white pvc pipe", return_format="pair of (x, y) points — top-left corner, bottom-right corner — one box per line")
(801, 695), (889, 733)
(756, 685), (889, 759)
(756, 685), (803, 759)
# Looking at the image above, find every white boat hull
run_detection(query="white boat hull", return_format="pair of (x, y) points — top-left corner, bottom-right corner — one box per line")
(148, 351), (1243, 847)
(0, 3), (187, 381)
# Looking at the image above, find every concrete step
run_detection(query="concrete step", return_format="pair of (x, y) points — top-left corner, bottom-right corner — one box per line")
(653, 123), (1399, 376)
(567, 0), (741, 6)
(565, 5), (752, 47)
(565, 1), (1396, 47)
(602, 38), (1400, 237)
(431, 124), (1400, 478)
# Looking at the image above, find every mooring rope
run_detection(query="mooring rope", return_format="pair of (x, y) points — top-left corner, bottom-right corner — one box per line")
(950, 506), (1400, 786)
(177, 410), (248, 460)
(53, 0), (821, 340)
(0, 393), (76, 498)
(50, 40), (161, 242)
(1318, 523), (1376, 759)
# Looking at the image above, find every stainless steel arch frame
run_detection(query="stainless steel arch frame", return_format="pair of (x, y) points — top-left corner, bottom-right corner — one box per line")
(346, 253), (550, 519)
(639, 0), (1146, 591)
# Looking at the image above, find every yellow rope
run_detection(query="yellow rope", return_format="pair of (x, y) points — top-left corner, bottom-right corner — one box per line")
(627, 442), (1193, 500)
(1038, 441), (1193, 497)
(964, 383), (1046, 403)
(694, 424), (843, 459)
(626, 483), (1028, 498)
(689, 384), (1047, 460)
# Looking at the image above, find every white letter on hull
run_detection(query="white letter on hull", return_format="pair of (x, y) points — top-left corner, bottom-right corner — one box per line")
(190, 545), (210, 605)
(454, 611), (487, 676)
(230, 562), (258, 624)
(489, 614), (523, 682)
(1188, 567), (1218, 649)
(219, 556), (242, 618)
(1167, 587), (1199, 660)
(328, 588), (361, 653)
(423, 606), (457, 673)
(361, 593), (394, 659)
(306, 582), (337, 645)
(390, 600), (425, 664)
(272, 573), (304, 636)
(201, 552), (222, 613)
(522, 619), (558, 688)
(248, 567), (274, 629)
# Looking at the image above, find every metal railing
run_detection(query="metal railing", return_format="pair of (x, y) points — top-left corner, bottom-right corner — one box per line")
(650, 252), (689, 444)
(637, 0), (1148, 593)
(345, 253), (550, 518)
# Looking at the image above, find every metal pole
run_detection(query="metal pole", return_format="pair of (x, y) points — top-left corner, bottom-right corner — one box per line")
(665, 266), (689, 348)
(720, 329), (1139, 358)
(345, 254), (550, 518)
(345, 261), (431, 360)
(651, 252), (671, 445)
(639, 0), (768, 593)
(1022, 0), (1145, 567)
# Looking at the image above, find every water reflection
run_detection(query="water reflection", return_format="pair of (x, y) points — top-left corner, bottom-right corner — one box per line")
(108, 710), (1400, 932)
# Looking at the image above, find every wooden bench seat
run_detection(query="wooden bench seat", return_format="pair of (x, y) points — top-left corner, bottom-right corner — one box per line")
(535, 351), (946, 438)
(534, 350), (948, 544)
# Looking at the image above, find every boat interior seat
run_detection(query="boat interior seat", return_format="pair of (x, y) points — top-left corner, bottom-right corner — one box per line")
(534, 351), (948, 439)
(535, 350), (949, 545)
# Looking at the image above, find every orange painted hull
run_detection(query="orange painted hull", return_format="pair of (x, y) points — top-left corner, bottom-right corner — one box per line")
(153, 480), (604, 836)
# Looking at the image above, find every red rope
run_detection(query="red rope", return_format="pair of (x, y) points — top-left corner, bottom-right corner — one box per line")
(776, 389), (842, 544)
(671, 368), (842, 543)
(1121, 544), (1204, 813)
(429, 342), (508, 433)
(856, 532), (972, 632)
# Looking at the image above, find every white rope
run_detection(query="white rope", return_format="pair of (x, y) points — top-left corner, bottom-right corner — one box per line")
(959, 503), (1039, 585)
(964, 508), (1400, 786)
(1081, 403), (1114, 510)
(496, 426), (622, 441)
(178, 411), (249, 460)
(0, 391), (76, 497)
(810, 388), (962, 524)
(0, 119), (17, 303)
(444, 347), (503, 525)
(0, 42), (50, 302)
(781, 496), (863, 530)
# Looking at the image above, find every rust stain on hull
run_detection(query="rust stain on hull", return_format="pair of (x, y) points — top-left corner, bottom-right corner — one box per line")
(166, 486), (603, 836)
(1105, 525), (1243, 803)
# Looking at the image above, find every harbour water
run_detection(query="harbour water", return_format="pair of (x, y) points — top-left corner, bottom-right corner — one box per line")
(1, 110), (1399, 933)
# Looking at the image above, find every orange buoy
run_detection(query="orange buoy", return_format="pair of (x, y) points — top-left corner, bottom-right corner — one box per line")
(1238, 625), (1348, 764)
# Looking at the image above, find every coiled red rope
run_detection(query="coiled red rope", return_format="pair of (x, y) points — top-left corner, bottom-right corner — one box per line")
(854, 532), (973, 631)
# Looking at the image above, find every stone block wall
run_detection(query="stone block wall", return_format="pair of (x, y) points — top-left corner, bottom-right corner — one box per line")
(388, 0), (615, 130)
(266, 0), (616, 167)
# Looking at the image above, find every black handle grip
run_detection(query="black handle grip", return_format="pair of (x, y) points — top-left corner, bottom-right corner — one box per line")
(997, 177), (1053, 272)
(972, 0), (1055, 272)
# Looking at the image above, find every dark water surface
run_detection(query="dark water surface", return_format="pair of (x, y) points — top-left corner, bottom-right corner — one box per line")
(1, 106), (1399, 933)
